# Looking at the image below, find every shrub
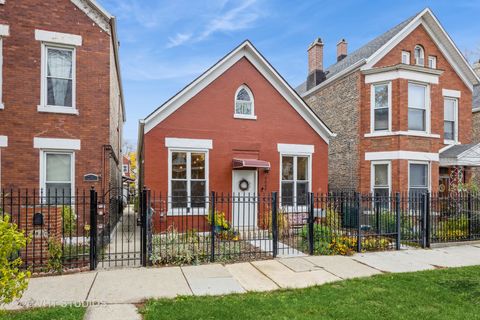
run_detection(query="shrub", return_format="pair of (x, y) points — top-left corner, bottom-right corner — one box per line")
(206, 211), (230, 230)
(262, 209), (290, 237)
(150, 227), (202, 265)
(62, 206), (77, 236)
(0, 215), (31, 304)
(47, 238), (63, 273)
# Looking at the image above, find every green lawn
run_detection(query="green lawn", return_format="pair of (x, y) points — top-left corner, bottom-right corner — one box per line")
(0, 306), (85, 320)
(141, 266), (480, 320)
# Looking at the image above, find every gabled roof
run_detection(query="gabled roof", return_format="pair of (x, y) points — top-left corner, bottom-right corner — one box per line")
(143, 40), (335, 144)
(298, 8), (480, 97)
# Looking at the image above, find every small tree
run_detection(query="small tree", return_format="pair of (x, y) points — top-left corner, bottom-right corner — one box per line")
(0, 215), (31, 304)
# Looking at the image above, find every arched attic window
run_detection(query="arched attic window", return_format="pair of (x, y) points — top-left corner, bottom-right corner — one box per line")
(234, 85), (256, 119)
(414, 45), (425, 66)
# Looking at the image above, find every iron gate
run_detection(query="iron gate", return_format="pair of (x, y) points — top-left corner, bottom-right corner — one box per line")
(90, 187), (148, 269)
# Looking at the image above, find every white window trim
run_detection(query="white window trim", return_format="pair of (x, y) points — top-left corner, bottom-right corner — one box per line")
(33, 137), (81, 150)
(401, 51), (410, 65)
(442, 89), (461, 98)
(365, 69), (439, 84)
(443, 96), (458, 145)
(408, 82), (431, 134)
(0, 135), (7, 147)
(234, 85), (256, 119)
(35, 30), (82, 46)
(365, 151), (439, 162)
(279, 153), (312, 209)
(39, 150), (75, 197)
(371, 161), (391, 195)
(165, 137), (213, 150)
(0, 24), (9, 110)
(428, 56), (437, 69)
(370, 82), (392, 133)
(408, 160), (431, 193)
(414, 45), (425, 66)
(365, 131), (440, 138)
(167, 148), (209, 216)
(38, 43), (78, 114)
(277, 143), (314, 154)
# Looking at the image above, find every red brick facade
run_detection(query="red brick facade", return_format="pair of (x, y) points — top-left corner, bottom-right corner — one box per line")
(0, 0), (124, 192)
(144, 57), (329, 195)
(358, 25), (472, 193)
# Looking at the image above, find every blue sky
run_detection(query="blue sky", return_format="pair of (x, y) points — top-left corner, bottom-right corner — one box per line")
(97, 0), (480, 146)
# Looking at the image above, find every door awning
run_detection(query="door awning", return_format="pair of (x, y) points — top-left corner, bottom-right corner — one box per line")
(233, 158), (271, 170)
(440, 143), (480, 167)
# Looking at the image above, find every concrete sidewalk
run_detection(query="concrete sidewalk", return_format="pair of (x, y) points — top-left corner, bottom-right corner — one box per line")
(4, 244), (480, 319)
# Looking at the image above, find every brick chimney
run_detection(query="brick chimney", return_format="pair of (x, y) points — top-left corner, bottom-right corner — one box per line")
(307, 38), (325, 90)
(473, 59), (480, 77)
(337, 39), (347, 62)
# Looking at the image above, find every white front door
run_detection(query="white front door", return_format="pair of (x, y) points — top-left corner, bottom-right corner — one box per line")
(232, 170), (257, 227)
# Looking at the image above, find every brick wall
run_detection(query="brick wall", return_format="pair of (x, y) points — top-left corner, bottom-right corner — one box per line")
(0, 0), (121, 191)
(304, 71), (361, 191)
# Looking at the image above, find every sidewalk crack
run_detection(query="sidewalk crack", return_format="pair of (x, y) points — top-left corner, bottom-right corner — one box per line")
(85, 272), (99, 302)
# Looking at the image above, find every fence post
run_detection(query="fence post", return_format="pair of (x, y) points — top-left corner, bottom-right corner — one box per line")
(308, 192), (314, 255)
(356, 192), (362, 253)
(425, 192), (431, 248)
(89, 187), (97, 271)
(210, 191), (216, 262)
(141, 187), (149, 267)
(395, 192), (401, 250)
(272, 192), (278, 258)
(468, 192), (473, 240)
(421, 193), (427, 248)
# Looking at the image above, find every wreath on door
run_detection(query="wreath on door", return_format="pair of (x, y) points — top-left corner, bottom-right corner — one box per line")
(239, 178), (249, 191)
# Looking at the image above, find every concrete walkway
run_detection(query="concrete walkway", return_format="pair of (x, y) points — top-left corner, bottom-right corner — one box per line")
(3, 244), (480, 319)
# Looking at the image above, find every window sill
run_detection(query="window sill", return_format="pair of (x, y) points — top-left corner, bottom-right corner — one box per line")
(37, 105), (79, 115)
(0, 102), (4, 110)
(234, 114), (257, 120)
(365, 131), (440, 139)
(444, 140), (459, 145)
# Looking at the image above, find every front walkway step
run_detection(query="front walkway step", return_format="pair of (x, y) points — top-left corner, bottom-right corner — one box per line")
(84, 304), (141, 320)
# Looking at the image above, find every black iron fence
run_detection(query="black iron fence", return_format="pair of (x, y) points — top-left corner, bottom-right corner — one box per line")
(1, 188), (479, 272)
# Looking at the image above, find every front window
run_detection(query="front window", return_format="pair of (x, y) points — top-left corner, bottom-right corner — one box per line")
(409, 163), (429, 196)
(372, 162), (390, 197)
(170, 151), (207, 209)
(444, 98), (457, 142)
(43, 152), (73, 202)
(281, 155), (310, 207)
(45, 46), (74, 108)
(408, 83), (427, 131)
(414, 45), (425, 66)
(234, 85), (254, 117)
(372, 83), (390, 131)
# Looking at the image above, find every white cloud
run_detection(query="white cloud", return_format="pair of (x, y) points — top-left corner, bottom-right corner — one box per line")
(166, 33), (193, 48)
(166, 0), (261, 48)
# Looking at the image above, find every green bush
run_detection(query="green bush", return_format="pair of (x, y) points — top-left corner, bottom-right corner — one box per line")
(47, 238), (63, 273)
(0, 215), (31, 304)
(62, 206), (77, 236)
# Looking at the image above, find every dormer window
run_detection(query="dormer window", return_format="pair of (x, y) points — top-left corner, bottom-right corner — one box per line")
(234, 85), (256, 119)
(414, 45), (425, 66)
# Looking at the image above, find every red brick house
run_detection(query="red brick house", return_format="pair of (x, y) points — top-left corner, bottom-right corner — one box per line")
(297, 8), (480, 195)
(138, 40), (333, 226)
(0, 0), (125, 194)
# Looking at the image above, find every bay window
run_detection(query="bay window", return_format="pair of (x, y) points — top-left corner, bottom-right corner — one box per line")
(281, 155), (310, 207)
(372, 162), (390, 197)
(408, 83), (428, 132)
(170, 151), (207, 210)
(371, 83), (391, 131)
(409, 162), (429, 197)
(444, 97), (457, 142)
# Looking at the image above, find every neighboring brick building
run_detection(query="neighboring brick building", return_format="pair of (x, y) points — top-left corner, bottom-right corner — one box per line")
(0, 0), (125, 194)
(138, 41), (333, 228)
(297, 8), (480, 194)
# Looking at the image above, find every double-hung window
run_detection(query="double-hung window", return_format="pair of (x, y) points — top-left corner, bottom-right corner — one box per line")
(401, 51), (410, 65)
(372, 83), (391, 131)
(444, 97), (457, 142)
(45, 46), (74, 108)
(408, 83), (428, 132)
(281, 155), (310, 207)
(43, 151), (74, 203)
(409, 162), (429, 197)
(372, 162), (390, 197)
(170, 151), (207, 211)
(428, 56), (437, 69)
